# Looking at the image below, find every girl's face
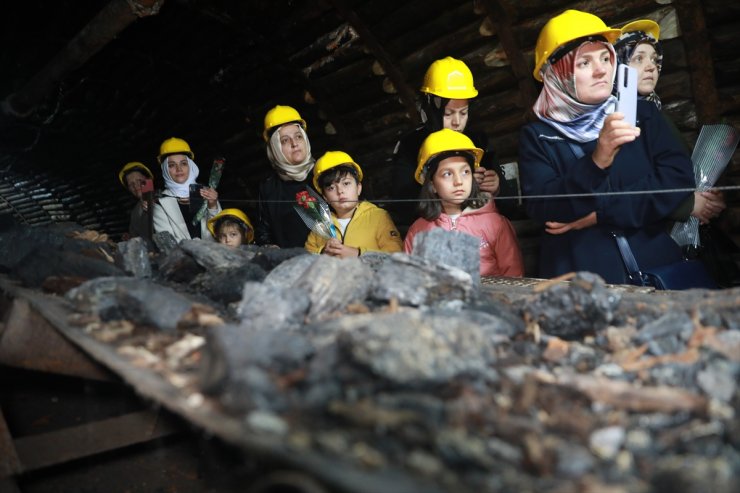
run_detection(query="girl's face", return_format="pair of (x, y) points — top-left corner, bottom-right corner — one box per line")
(574, 42), (614, 104)
(431, 155), (472, 215)
(278, 125), (307, 165)
(167, 154), (190, 184)
(218, 224), (244, 248)
(443, 99), (469, 132)
(125, 171), (148, 200)
(323, 173), (362, 219)
(629, 42), (660, 96)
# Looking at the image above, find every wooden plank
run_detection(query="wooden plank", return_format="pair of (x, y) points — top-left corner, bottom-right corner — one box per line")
(12, 410), (179, 473)
(0, 408), (22, 478)
(673, 0), (721, 124)
(477, 0), (539, 110)
(0, 295), (113, 382)
(329, 0), (419, 124)
(0, 278), (447, 493)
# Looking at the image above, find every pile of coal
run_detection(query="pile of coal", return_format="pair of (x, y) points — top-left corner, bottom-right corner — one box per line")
(4, 222), (738, 493)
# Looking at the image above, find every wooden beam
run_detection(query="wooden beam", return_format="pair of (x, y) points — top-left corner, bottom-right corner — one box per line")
(1, 0), (164, 120)
(0, 296), (113, 382)
(673, 0), (720, 124)
(0, 408), (22, 478)
(328, 0), (419, 124)
(12, 410), (179, 473)
(477, 0), (539, 110)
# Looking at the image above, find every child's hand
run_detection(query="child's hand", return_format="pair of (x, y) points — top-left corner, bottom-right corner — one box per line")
(323, 238), (359, 258)
(474, 167), (500, 196)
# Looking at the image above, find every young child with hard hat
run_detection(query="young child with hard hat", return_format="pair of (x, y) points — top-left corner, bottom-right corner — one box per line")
(207, 208), (254, 248)
(404, 129), (524, 277)
(304, 151), (402, 257)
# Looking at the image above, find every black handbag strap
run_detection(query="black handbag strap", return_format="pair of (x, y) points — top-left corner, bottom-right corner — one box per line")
(612, 232), (646, 285)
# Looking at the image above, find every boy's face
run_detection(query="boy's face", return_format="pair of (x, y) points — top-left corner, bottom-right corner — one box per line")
(322, 173), (361, 219)
(218, 224), (243, 248)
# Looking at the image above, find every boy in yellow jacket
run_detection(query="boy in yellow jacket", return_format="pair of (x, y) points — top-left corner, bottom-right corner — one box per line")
(305, 151), (402, 257)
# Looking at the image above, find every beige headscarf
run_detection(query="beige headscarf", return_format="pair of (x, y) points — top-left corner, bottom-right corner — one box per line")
(266, 123), (315, 182)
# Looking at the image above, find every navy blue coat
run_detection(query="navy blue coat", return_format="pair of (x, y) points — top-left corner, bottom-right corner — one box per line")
(518, 100), (694, 284)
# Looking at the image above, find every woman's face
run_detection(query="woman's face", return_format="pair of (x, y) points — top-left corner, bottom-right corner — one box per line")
(629, 42), (660, 96)
(166, 154), (190, 184)
(278, 125), (307, 165)
(125, 171), (148, 199)
(574, 42), (614, 104)
(443, 99), (469, 132)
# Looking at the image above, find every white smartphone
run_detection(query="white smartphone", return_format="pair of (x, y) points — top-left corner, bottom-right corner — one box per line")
(615, 63), (638, 127)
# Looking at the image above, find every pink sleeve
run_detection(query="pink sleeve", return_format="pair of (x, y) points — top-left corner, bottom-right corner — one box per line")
(493, 217), (525, 277)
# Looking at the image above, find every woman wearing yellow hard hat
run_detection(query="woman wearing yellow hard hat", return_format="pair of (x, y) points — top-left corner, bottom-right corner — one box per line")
(518, 10), (698, 285)
(118, 161), (154, 243)
(390, 56), (517, 232)
(152, 137), (222, 243)
(615, 20), (725, 229)
(256, 105), (317, 248)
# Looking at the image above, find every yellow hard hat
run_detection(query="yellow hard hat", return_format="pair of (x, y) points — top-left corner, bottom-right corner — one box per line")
(415, 129), (483, 185)
(157, 137), (194, 162)
(263, 105), (307, 141)
(420, 57), (478, 99)
(207, 208), (254, 243)
(313, 151), (364, 191)
(533, 10), (622, 82)
(118, 161), (153, 188)
(618, 19), (660, 41)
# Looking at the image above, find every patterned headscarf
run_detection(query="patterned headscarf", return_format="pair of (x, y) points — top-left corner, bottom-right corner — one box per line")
(533, 39), (617, 143)
(615, 31), (664, 110)
(161, 156), (199, 198)
(266, 123), (315, 182)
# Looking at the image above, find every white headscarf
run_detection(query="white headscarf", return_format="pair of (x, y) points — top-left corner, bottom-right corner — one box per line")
(161, 156), (199, 198)
(266, 124), (315, 182)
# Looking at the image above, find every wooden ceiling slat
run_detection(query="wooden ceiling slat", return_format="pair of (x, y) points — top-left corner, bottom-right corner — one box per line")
(477, 0), (538, 111)
(329, 0), (418, 124)
(673, 0), (720, 124)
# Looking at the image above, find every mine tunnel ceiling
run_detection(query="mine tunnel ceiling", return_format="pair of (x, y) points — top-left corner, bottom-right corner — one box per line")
(0, 0), (738, 237)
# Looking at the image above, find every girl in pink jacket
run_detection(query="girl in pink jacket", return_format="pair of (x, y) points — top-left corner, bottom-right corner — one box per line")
(404, 129), (524, 277)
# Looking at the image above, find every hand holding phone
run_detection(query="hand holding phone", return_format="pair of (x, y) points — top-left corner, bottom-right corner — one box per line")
(615, 63), (638, 127)
(189, 184), (205, 212)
